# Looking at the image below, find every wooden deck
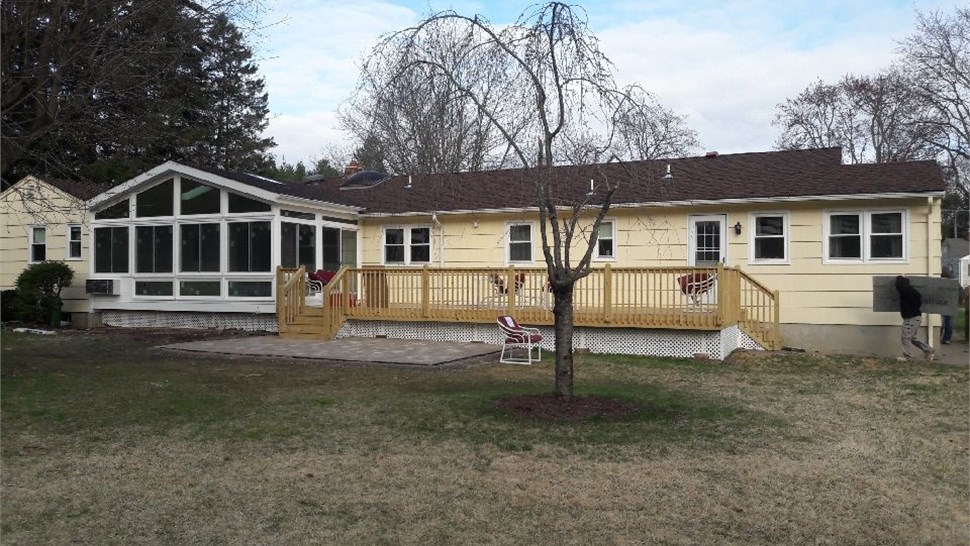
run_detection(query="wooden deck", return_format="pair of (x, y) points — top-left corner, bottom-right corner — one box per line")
(276, 265), (781, 349)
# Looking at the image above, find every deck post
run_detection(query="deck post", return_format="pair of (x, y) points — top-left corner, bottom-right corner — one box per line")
(276, 267), (287, 334)
(772, 289), (781, 349)
(506, 266), (515, 316)
(421, 266), (430, 318)
(603, 263), (613, 323)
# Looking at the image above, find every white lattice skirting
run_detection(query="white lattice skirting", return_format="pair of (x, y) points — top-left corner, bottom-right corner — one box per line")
(102, 310), (279, 332)
(337, 320), (764, 360)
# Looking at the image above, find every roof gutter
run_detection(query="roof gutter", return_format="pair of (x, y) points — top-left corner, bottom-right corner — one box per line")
(358, 191), (946, 218)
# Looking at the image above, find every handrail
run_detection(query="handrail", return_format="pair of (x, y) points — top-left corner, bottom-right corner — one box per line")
(276, 266), (306, 334)
(276, 265), (782, 350)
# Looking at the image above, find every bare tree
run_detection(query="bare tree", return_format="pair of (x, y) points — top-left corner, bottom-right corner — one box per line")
(899, 7), (970, 201)
(340, 17), (520, 174)
(773, 71), (939, 164)
(377, 2), (684, 398)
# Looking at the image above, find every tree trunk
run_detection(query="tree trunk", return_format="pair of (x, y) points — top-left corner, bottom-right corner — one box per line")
(552, 284), (575, 399)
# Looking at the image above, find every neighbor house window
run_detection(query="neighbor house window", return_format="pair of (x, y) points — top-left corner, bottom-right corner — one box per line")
(751, 213), (788, 262)
(94, 226), (129, 273)
(135, 226), (173, 273)
(67, 225), (82, 259)
(508, 224), (532, 262)
(180, 223), (220, 272)
(383, 227), (430, 265)
(29, 226), (47, 262)
(824, 210), (906, 263)
(29, 226), (47, 263)
(595, 221), (615, 259)
(228, 221), (271, 272)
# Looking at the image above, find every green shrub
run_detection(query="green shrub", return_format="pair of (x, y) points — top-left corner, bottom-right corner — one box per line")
(14, 262), (74, 327)
(1, 289), (18, 323)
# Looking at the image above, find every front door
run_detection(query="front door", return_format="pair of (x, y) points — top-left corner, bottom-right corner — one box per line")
(688, 214), (726, 266)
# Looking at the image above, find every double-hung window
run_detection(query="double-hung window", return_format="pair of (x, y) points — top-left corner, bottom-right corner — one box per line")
(508, 224), (533, 263)
(29, 226), (47, 263)
(824, 210), (905, 263)
(383, 227), (431, 265)
(594, 221), (615, 260)
(67, 225), (82, 259)
(750, 213), (788, 263)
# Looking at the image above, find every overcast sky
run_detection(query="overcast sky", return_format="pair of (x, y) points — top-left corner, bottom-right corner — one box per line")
(253, 0), (954, 168)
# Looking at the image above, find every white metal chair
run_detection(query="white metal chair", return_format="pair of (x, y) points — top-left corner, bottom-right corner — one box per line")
(496, 315), (542, 365)
(306, 273), (324, 296)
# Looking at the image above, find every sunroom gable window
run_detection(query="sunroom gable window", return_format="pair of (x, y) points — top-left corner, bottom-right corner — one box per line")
(136, 179), (174, 217)
(228, 192), (271, 213)
(180, 179), (221, 215)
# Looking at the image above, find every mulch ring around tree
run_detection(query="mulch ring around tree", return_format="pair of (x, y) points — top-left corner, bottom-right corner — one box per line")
(494, 394), (641, 422)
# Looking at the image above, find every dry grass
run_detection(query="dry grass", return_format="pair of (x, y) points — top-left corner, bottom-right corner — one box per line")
(1, 329), (967, 545)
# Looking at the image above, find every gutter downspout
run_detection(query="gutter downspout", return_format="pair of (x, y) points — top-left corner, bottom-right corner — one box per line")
(926, 197), (935, 350)
(432, 212), (443, 267)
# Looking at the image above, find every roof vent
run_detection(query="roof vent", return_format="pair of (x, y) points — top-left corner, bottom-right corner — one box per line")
(705, 151), (719, 158)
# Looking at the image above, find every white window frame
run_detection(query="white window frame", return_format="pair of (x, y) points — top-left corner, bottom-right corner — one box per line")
(507, 222), (534, 264)
(66, 224), (82, 260)
(28, 226), (47, 263)
(381, 226), (432, 266)
(593, 219), (616, 261)
(823, 209), (908, 264)
(748, 212), (789, 265)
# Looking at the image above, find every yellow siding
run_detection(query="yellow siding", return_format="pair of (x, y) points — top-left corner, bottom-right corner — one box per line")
(358, 196), (942, 328)
(0, 177), (91, 313)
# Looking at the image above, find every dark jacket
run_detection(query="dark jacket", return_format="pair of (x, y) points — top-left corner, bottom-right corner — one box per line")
(895, 276), (922, 319)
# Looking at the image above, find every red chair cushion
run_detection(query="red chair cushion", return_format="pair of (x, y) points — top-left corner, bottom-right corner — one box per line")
(506, 334), (542, 343)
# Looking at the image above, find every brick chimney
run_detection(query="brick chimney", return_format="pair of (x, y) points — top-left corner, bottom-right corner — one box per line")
(344, 160), (363, 176)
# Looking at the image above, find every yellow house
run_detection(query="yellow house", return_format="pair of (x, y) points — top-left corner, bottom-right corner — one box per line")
(78, 148), (945, 358)
(303, 148), (944, 357)
(0, 175), (104, 322)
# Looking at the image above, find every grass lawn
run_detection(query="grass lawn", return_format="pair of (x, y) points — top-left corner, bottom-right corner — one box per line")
(2, 328), (967, 545)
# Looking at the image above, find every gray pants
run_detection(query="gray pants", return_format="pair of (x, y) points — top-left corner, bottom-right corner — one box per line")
(901, 316), (933, 360)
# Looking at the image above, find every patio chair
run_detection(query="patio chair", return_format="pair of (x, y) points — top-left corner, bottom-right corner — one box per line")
(306, 272), (324, 296)
(677, 272), (717, 306)
(496, 315), (543, 365)
(479, 273), (525, 308)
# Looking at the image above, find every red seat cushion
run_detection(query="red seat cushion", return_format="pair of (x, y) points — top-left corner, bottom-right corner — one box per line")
(506, 333), (542, 343)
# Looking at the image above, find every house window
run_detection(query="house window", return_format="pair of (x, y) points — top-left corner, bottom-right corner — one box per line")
(383, 227), (430, 265)
(751, 213), (787, 262)
(323, 227), (343, 270)
(508, 224), (532, 262)
(595, 221), (614, 259)
(228, 221), (271, 272)
(135, 281), (173, 297)
(94, 226), (129, 273)
(824, 210), (905, 263)
(180, 179), (220, 215)
(180, 281), (221, 297)
(228, 192), (271, 213)
(29, 226), (47, 262)
(180, 223), (220, 272)
(136, 226), (173, 273)
(136, 179), (174, 217)
(281, 222), (316, 271)
(228, 281), (272, 297)
(67, 225), (82, 259)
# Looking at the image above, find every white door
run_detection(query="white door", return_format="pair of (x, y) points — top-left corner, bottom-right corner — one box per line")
(688, 215), (726, 266)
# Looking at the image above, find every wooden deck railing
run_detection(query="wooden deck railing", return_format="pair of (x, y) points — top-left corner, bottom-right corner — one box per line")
(277, 264), (782, 349)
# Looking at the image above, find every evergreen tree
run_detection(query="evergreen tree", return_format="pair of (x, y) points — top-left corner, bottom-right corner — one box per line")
(189, 13), (275, 173)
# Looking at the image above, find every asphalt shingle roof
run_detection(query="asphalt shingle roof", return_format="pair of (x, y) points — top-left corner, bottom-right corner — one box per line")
(282, 147), (943, 215)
